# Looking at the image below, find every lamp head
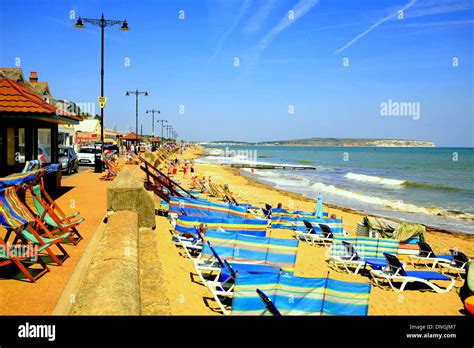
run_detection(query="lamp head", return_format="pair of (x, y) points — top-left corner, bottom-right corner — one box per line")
(125, 91), (130, 96)
(144, 92), (149, 96)
(120, 20), (130, 31)
(75, 18), (85, 29)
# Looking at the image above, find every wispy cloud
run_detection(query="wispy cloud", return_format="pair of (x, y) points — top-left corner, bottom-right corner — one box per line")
(208, 0), (253, 63)
(243, 0), (277, 33)
(334, 0), (417, 55)
(406, 0), (474, 18)
(390, 19), (474, 28)
(244, 0), (319, 73)
(258, 0), (319, 53)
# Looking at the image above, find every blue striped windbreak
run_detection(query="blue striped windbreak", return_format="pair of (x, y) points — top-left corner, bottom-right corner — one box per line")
(232, 272), (371, 316)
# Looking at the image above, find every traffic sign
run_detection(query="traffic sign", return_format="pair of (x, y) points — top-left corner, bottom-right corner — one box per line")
(98, 96), (107, 108)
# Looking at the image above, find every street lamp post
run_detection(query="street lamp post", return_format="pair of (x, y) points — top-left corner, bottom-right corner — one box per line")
(75, 14), (129, 172)
(156, 119), (167, 147)
(146, 109), (160, 148)
(125, 89), (148, 153)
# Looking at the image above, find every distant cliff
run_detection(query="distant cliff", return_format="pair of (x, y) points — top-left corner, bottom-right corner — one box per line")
(206, 138), (435, 147)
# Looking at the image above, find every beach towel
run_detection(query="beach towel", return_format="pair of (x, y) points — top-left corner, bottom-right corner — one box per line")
(231, 272), (371, 316)
(202, 230), (299, 272)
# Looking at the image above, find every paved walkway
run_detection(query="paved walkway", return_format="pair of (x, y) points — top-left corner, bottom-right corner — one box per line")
(0, 168), (111, 315)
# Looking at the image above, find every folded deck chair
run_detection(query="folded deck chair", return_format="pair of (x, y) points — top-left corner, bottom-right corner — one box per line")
(409, 242), (453, 268)
(438, 249), (471, 279)
(30, 185), (83, 245)
(0, 236), (50, 282)
(371, 253), (455, 293)
(329, 241), (388, 275)
(295, 221), (333, 247)
(0, 187), (70, 266)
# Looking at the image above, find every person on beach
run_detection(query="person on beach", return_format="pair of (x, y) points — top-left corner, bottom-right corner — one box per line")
(277, 203), (283, 209)
(183, 164), (188, 177)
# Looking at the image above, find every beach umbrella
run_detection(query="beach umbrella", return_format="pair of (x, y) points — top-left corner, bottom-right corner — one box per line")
(314, 194), (323, 219)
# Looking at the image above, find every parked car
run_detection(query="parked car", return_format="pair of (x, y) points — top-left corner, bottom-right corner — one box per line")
(58, 146), (79, 175)
(77, 146), (99, 165)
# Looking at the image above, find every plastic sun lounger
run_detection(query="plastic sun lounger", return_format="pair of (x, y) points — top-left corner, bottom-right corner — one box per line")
(408, 242), (453, 268)
(206, 250), (280, 315)
(31, 185), (83, 245)
(172, 228), (204, 260)
(371, 253), (455, 293)
(295, 221), (333, 247)
(329, 241), (388, 275)
(256, 288), (282, 316)
(438, 249), (471, 279)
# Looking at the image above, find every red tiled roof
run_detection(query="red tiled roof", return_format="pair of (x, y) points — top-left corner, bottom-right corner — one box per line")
(150, 137), (161, 142)
(122, 132), (142, 140)
(0, 77), (80, 121)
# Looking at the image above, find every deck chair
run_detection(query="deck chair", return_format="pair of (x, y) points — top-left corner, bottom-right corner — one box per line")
(409, 242), (453, 268)
(295, 221), (333, 247)
(30, 184), (83, 245)
(329, 241), (388, 275)
(438, 249), (471, 279)
(0, 187), (70, 266)
(102, 157), (119, 181)
(0, 236), (50, 282)
(371, 253), (455, 293)
(21, 160), (41, 173)
(256, 288), (282, 316)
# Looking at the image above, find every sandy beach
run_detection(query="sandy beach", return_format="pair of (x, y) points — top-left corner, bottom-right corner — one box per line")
(150, 146), (473, 316)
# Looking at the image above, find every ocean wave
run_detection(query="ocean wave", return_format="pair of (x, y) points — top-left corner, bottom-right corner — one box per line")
(311, 182), (474, 221)
(345, 172), (405, 186)
(345, 172), (463, 191)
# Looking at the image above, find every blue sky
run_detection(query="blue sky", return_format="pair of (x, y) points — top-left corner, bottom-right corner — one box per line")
(1, 0), (473, 146)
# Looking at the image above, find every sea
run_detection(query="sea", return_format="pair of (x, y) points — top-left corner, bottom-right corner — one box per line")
(197, 145), (474, 235)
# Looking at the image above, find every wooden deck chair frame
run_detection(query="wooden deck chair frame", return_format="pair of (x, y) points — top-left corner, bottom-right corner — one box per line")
(28, 184), (83, 245)
(2, 188), (70, 266)
(0, 237), (50, 282)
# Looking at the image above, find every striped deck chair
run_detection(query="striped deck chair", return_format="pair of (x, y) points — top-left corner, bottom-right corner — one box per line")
(30, 184), (83, 245)
(329, 236), (399, 275)
(21, 160), (41, 173)
(0, 234), (50, 283)
(231, 272), (371, 316)
(0, 187), (70, 267)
